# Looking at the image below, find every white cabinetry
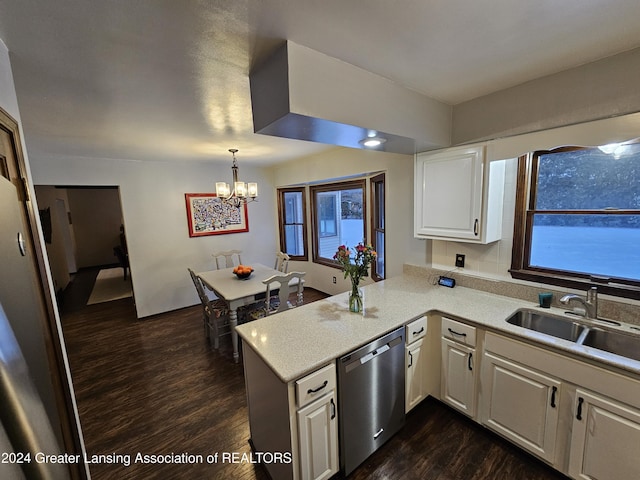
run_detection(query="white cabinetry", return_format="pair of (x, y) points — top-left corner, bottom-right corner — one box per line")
(480, 331), (640, 478)
(568, 389), (640, 480)
(441, 317), (477, 418)
(481, 351), (561, 463)
(296, 364), (339, 480)
(405, 317), (428, 412)
(414, 145), (505, 243)
(243, 346), (338, 480)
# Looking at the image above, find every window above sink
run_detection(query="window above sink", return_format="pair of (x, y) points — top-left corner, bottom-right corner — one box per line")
(510, 142), (640, 300)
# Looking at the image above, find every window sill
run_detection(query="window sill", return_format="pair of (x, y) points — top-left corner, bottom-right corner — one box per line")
(510, 269), (640, 301)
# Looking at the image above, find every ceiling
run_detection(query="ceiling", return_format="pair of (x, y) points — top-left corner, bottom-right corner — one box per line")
(2, 0), (640, 166)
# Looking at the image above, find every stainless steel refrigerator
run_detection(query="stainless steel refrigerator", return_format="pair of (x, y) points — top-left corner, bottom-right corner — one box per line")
(0, 302), (69, 479)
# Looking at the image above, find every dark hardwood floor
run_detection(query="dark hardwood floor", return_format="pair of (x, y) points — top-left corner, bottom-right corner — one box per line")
(60, 272), (568, 479)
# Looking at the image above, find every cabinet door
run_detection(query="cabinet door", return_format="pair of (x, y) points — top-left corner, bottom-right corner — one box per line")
(415, 146), (484, 240)
(406, 339), (425, 412)
(297, 391), (339, 480)
(480, 352), (560, 464)
(569, 389), (640, 480)
(441, 338), (476, 418)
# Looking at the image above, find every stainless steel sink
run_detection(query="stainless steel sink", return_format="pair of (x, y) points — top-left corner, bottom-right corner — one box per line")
(506, 308), (640, 362)
(506, 309), (587, 342)
(580, 328), (640, 362)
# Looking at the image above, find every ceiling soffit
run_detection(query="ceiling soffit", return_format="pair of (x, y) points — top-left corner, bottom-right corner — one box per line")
(250, 41), (452, 155)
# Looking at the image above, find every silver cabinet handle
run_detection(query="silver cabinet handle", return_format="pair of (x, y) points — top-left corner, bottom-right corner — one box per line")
(373, 428), (384, 439)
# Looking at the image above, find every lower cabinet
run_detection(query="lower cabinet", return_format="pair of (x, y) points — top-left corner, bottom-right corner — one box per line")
(295, 363), (339, 480)
(406, 338), (426, 411)
(405, 316), (430, 412)
(243, 345), (339, 480)
(441, 317), (477, 418)
(481, 332), (640, 479)
(568, 389), (640, 480)
(297, 391), (339, 480)
(480, 351), (561, 463)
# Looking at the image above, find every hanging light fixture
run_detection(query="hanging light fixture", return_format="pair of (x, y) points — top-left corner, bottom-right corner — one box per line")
(215, 149), (258, 206)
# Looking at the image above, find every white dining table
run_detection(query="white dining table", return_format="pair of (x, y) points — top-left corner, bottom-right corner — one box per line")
(197, 263), (301, 363)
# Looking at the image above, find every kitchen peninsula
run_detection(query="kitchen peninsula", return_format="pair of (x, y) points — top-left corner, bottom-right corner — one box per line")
(236, 268), (640, 480)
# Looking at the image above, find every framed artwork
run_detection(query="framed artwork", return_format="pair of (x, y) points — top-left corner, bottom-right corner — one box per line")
(185, 193), (249, 237)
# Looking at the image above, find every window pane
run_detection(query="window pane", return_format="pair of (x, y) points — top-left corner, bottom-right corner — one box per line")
(530, 214), (640, 281)
(284, 191), (303, 223)
(536, 146), (640, 210)
(278, 187), (307, 260)
(375, 181), (385, 228)
(315, 187), (364, 260)
(375, 230), (385, 278)
(284, 225), (304, 256)
(318, 194), (337, 237)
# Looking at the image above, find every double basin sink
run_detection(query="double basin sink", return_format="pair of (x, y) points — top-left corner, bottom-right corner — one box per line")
(506, 309), (640, 362)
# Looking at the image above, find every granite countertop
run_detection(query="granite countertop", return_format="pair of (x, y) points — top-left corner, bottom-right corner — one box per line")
(235, 273), (640, 383)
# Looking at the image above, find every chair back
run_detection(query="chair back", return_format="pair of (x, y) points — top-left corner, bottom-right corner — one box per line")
(262, 272), (305, 315)
(274, 252), (290, 273)
(212, 250), (242, 269)
(188, 268), (209, 306)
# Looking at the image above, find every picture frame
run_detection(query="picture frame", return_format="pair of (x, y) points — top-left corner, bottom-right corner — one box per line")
(185, 193), (249, 237)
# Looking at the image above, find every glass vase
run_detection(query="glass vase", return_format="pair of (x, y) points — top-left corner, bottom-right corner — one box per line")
(348, 282), (363, 313)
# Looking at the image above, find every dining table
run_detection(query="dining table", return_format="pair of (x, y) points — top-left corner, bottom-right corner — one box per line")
(197, 263), (302, 363)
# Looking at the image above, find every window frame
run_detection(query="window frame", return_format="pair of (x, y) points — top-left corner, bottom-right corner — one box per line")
(277, 187), (308, 261)
(510, 148), (640, 300)
(310, 179), (367, 269)
(370, 172), (385, 281)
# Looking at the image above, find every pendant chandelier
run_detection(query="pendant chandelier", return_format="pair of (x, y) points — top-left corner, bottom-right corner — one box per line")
(215, 149), (258, 207)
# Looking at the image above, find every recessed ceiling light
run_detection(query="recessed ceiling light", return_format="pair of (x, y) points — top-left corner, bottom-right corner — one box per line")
(360, 136), (387, 148)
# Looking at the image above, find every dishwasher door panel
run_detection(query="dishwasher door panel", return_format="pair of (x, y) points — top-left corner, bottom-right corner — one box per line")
(337, 326), (406, 476)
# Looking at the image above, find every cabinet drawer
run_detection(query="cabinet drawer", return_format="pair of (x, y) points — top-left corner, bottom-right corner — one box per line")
(406, 317), (427, 344)
(296, 363), (336, 408)
(442, 317), (476, 347)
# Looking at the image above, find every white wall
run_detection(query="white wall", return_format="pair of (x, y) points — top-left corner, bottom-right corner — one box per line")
(271, 146), (421, 295)
(29, 156), (277, 318)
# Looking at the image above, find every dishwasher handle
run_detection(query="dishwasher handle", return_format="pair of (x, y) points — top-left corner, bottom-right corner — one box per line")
(360, 344), (390, 365)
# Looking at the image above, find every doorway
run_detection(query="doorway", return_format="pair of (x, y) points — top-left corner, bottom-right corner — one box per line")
(33, 185), (131, 314)
(0, 106), (85, 478)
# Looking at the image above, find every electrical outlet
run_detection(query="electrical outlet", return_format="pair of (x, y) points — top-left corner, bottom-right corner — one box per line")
(455, 254), (465, 268)
(332, 276), (337, 284)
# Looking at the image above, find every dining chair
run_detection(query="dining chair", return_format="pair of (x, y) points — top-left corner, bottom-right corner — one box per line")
(188, 268), (230, 349)
(212, 250), (242, 269)
(274, 251), (290, 273)
(263, 271), (306, 315)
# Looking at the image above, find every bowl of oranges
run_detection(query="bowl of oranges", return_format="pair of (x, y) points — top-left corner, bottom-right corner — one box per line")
(232, 265), (254, 280)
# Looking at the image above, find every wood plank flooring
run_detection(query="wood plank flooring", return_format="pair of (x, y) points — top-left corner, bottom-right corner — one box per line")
(60, 272), (568, 479)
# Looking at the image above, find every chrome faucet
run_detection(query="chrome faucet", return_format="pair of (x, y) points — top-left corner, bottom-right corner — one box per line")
(560, 287), (598, 319)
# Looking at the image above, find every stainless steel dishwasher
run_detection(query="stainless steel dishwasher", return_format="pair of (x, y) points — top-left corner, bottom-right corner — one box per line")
(337, 326), (405, 475)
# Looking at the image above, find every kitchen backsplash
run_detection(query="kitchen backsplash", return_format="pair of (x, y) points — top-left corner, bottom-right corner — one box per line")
(404, 263), (640, 327)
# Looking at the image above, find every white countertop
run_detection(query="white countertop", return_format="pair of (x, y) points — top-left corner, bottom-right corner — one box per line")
(235, 273), (640, 383)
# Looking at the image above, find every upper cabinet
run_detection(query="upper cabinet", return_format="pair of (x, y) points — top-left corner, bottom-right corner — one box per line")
(414, 146), (505, 243)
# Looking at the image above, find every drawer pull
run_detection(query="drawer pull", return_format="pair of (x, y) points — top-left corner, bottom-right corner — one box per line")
(550, 386), (557, 408)
(413, 327), (425, 336)
(307, 380), (328, 394)
(448, 327), (467, 337)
